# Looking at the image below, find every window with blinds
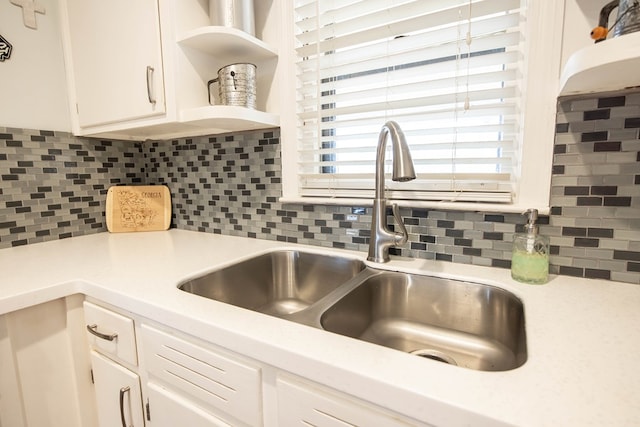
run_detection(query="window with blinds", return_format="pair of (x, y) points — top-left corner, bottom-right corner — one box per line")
(294, 0), (525, 203)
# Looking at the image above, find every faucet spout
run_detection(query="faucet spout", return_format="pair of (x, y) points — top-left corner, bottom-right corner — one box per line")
(367, 121), (416, 263)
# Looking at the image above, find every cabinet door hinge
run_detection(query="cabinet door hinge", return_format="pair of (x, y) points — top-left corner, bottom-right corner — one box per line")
(146, 399), (151, 421)
(75, 103), (79, 114)
(90, 368), (94, 384)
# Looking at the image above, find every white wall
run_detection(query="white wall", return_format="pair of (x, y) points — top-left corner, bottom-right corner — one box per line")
(561, 0), (612, 69)
(0, 0), (70, 131)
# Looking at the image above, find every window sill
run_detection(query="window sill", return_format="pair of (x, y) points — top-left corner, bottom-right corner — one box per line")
(278, 196), (550, 215)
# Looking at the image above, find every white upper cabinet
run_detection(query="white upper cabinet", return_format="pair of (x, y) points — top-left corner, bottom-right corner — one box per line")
(59, 0), (283, 140)
(62, 0), (166, 128)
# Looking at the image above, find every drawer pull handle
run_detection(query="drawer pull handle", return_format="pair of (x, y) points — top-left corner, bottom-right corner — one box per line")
(86, 324), (118, 341)
(119, 386), (131, 427)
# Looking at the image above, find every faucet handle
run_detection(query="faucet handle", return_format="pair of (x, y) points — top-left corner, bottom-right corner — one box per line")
(391, 203), (409, 245)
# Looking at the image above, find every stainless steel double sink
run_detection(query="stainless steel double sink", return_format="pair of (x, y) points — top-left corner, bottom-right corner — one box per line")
(179, 250), (527, 371)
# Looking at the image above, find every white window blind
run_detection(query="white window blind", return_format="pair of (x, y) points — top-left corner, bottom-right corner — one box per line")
(294, 0), (525, 203)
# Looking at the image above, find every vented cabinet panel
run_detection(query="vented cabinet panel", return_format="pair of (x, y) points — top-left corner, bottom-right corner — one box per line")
(140, 324), (262, 426)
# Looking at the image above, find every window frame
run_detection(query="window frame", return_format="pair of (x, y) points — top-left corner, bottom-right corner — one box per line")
(278, 1), (564, 214)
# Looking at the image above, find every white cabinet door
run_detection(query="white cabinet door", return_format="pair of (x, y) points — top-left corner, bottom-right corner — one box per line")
(146, 382), (231, 427)
(91, 351), (145, 427)
(63, 0), (165, 127)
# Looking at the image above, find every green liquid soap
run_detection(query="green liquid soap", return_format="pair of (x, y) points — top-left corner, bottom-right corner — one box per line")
(511, 250), (548, 284)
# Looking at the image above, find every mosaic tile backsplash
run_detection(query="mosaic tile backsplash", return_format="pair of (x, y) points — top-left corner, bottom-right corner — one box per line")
(0, 128), (143, 247)
(551, 92), (640, 284)
(1, 89), (639, 285)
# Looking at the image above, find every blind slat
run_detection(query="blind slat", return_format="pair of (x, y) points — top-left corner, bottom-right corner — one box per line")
(299, 69), (518, 111)
(299, 102), (518, 134)
(298, 13), (520, 57)
(298, 86), (518, 120)
(300, 141), (512, 159)
(296, 0), (470, 32)
(296, 0), (521, 53)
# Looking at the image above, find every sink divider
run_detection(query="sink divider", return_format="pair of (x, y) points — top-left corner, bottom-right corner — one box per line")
(285, 267), (383, 329)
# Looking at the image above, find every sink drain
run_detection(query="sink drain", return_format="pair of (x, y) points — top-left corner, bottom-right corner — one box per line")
(410, 349), (457, 366)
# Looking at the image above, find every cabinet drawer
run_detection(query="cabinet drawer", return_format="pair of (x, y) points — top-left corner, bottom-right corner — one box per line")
(140, 324), (262, 426)
(83, 301), (137, 366)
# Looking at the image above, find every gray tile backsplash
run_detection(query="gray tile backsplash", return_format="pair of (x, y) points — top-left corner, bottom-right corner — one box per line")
(2, 89), (639, 285)
(143, 133), (537, 268)
(0, 127), (143, 247)
(549, 92), (640, 283)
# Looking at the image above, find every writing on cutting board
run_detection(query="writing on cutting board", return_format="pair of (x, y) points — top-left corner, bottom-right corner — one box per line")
(141, 191), (163, 198)
(117, 189), (158, 228)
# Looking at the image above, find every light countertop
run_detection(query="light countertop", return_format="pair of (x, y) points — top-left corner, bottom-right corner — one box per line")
(1, 229), (639, 426)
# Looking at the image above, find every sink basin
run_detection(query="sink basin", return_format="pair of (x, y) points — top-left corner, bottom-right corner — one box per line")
(179, 250), (526, 371)
(178, 250), (365, 317)
(320, 272), (527, 371)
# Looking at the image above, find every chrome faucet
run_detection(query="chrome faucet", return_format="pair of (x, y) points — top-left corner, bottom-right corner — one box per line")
(367, 121), (417, 263)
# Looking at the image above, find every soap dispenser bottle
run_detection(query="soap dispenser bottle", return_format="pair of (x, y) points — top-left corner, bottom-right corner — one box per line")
(511, 209), (549, 284)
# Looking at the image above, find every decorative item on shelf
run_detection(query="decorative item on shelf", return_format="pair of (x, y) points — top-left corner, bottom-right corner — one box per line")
(591, 0), (640, 42)
(208, 63), (257, 109)
(10, 0), (46, 30)
(0, 34), (12, 61)
(209, 0), (255, 37)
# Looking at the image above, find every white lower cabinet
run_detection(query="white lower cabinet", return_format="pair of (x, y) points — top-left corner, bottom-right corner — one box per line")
(84, 301), (145, 426)
(277, 376), (429, 427)
(140, 324), (262, 426)
(91, 350), (145, 427)
(0, 297), (95, 427)
(146, 382), (231, 427)
(84, 301), (428, 427)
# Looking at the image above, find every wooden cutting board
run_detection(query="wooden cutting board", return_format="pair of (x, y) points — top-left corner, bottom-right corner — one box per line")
(105, 185), (171, 233)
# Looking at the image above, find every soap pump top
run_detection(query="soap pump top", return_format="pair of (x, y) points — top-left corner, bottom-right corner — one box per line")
(523, 208), (539, 235)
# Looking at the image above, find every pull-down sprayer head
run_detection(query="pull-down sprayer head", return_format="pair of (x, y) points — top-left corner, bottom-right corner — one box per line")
(375, 121), (416, 199)
(386, 122), (416, 183)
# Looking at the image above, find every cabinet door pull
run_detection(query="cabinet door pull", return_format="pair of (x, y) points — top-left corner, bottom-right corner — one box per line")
(119, 386), (131, 427)
(86, 324), (118, 341)
(146, 65), (156, 105)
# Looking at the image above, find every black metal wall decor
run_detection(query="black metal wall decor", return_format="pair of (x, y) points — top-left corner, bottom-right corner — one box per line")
(0, 34), (12, 62)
